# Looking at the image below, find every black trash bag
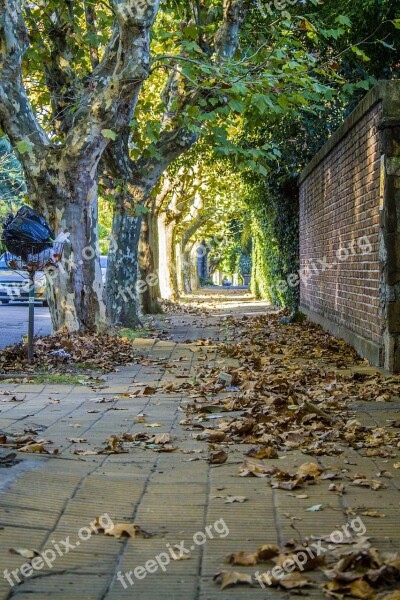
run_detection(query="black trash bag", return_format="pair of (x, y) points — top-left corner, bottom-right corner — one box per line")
(1, 205), (55, 261)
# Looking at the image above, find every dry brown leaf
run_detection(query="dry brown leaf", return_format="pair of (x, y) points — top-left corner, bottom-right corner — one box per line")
(213, 571), (253, 590)
(297, 462), (324, 479)
(348, 579), (376, 599)
(271, 477), (303, 490)
(238, 461), (276, 478)
(154, 445), (178, 453)
(329, 483), (345, 495)
(133, 416), (146, 423)
(105, 435), (121, 452)
(361, 511), (386, 518)
(245, 446), (278, 459)
(204, 430), (226, 442)
(18, 443), (58, 454)
(149, 433), (171, 444)
(142, 386), (157, 395)
(351, 478), (385, 490)
(98, 522), (152, 539)
(256, 544), (280, 561)
(227, 551), (259, 566)
(209, 450), (228, 464)
(279, 572), (312, 590)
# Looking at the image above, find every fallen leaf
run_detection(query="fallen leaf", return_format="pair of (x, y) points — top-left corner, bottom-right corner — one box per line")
(297, 462), (324, 479)
(133, 416), (146, 423)
(279, 572), (312, 590)
(9, 548), (40, 559)
(227, 551), (258, 566)
(361, 511), (386, 518)
(245, 446), (278, 459)
(209, 450), (228, 464)
(238, 461), (274, 477)
(142, 386), (157, 395)
(18, 443), (57, 454)
(348, 579), (376, 599)
(97, 522), (152, 539)
(351, 478), (385, 490)
(306, 504), (323, 511)
(149, 433), (172, 444)
(225, 496), (247, 503)
(329, 483), (345, 495)
(256, 544), (280, 560)
(213, 571), (253, 590)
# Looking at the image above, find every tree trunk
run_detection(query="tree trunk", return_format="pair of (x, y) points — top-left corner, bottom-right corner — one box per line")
(138, 210), (161, 314)
(29, 157), (107, 332)
(158, 212), (178, 299)
(176, 242), (184, 295)
(190, 244), (200, 291)
(182, 246), (193, 293)
(105, 207), (142, 327)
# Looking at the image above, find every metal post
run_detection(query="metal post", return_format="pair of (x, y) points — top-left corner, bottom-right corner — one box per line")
(28, 272), (35, 363)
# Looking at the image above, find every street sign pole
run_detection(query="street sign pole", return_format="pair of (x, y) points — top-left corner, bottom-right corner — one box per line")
(28, 272), (35, 364)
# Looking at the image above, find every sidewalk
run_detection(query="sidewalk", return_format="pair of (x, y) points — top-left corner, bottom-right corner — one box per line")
(0, 289), (399, 599)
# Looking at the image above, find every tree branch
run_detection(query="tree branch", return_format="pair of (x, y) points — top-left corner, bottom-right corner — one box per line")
(0, 0), (50, 151)
(214, 0), (247, 60)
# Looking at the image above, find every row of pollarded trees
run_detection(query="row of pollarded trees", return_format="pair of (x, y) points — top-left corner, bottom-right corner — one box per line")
(0, 0), (379, 333)
(106, 147), (247, 318)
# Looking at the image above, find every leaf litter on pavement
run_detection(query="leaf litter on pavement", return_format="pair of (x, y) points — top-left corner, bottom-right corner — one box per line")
(2, 306), (400, 598)
(167, 311), (400, 598)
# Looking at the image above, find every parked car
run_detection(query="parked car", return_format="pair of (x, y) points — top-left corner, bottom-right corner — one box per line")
(0, 256), (47, 305)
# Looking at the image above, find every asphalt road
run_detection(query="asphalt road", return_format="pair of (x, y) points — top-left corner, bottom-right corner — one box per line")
(0, 303), (52, 349)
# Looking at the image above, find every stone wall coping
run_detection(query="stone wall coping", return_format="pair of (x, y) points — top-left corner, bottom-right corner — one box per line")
(299, 80), (400, 184)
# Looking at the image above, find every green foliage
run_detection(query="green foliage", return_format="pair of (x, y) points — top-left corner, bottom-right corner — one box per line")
(240, 0), (400, 310)
(248, 178), (299, 309)
(0, 137), (27, 217)
(238, 253), (252, 277)
(98, 197), (113, 255)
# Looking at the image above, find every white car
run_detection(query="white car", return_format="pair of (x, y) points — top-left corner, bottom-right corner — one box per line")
(0, 256), (47, 305)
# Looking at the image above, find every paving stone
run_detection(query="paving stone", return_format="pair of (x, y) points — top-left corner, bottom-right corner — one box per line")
(1, 290), (399, 599)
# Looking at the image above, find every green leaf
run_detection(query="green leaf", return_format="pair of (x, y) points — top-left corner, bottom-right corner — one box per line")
(350, 46), (370, 61)
(101, 129), (117, 141)
(336, 15), (352, 27)
(16, 139), (34, 156)
(135, 204), (149, 216)
(182, 25), (199, 40)
(393, 19), (400, 29)
(228, 99), (245, 113)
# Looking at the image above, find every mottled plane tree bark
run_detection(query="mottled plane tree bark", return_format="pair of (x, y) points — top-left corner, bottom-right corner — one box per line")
(0, 0), (160, 331)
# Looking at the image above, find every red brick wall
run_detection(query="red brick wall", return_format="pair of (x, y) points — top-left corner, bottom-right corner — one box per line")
(299, 102), (383, 347)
